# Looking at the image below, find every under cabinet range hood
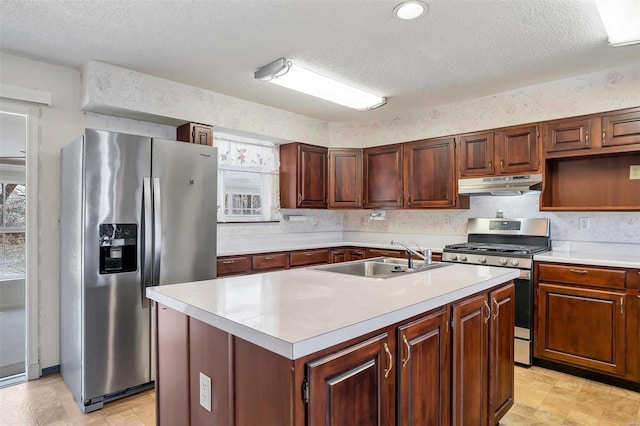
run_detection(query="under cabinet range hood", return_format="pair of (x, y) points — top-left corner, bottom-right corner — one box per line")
(458, 174), (543, 196)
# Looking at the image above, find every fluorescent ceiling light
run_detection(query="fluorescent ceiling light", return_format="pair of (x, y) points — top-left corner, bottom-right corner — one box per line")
(595, 0), (640, 46)
(254, 58), (386, 111)
(393, 1), (428, 20)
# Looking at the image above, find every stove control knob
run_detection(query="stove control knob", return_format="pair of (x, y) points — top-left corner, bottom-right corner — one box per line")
(449, 254), (458, 261)
(459, 255), (467, 262)
(510, 259), (520, 266)
(499, 257), (508, 266)
(479, 256), (487, 264)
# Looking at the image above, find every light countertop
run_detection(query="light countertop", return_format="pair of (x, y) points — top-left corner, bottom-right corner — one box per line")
(534, 251), (640, 269)
(147, 263), (518, 360)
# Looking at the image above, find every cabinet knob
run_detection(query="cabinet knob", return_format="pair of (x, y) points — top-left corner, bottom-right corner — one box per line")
(488, 160), (494, 174)
(586, 130), (590, 146)
(570, 269), (588, 274)
(222, 260), (234, 264)
(601, 129), (605, 145)
(500, 158), (504, 172)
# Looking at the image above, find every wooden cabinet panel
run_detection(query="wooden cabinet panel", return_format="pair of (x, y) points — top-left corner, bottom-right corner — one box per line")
(157, 305), (190, 426)
(538, 263), (626, 289)
(328, 149), (362, 208)
(348, 248), (367, 260)
(216, 255), (250, 277)
(397, 309), (450, 426)
(459, 132), (494, 177)
(544, 117), (592, 153)
(330, 249), (347, 263)
(363, 144), (404, 208)
(280, 143), (327, 209)
(536, 283), (626, 376)
(189, 318), (231, 425)
(366, 248), (406, 259)
(251, 253), (289, 271)
(177, 122), (213, 146)
(601, 108), (640, 147)
(289, 249), (330, 267)
(404, 137), (458, 208)
(452, 292), (489, 425)
(496, 125), (539, 174)
(306, 333), (394, 426)
(489, 284), (515, 424)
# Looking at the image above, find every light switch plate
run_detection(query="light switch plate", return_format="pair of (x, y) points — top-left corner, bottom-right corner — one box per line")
(630, 165), (640, 180)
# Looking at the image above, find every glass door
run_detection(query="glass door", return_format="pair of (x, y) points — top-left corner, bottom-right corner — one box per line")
(0, 112), (27, 383)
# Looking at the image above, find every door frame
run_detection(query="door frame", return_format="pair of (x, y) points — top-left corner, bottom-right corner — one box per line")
(0, 100), (40, 380)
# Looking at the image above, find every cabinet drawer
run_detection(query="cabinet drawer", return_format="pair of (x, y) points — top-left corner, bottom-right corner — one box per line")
(216, 256), (250, 277)
(252, 253), (289, 271)
(366, 248), (406, 259)
(538, 263), (626, 289)
(290, 249), (329, 267)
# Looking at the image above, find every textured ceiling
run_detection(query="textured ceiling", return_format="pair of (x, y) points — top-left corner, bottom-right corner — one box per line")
(1, 0), (639, 123)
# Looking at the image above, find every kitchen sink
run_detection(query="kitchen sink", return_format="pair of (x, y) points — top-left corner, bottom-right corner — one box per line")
(310, 257), (450, 279)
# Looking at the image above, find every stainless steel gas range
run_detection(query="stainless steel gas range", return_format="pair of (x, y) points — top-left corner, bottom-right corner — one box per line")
(442, 217), (550, 365)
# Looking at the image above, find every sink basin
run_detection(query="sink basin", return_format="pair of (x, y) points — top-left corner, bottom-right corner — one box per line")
(310, 257), (450, 279)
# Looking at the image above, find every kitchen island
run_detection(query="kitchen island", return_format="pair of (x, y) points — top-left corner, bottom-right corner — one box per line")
(147, 261), (519, 426)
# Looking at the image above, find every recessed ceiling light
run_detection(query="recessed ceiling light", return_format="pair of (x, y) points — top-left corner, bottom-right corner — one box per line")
(393, 0), (428, 20)
(595, 0), (640, 46)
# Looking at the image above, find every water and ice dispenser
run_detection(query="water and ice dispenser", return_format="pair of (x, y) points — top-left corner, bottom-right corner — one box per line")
(99, 224), (137, 274)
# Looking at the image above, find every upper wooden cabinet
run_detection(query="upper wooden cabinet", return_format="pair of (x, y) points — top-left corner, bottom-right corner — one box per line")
(328, 148), (362, 208)
(459, 125), (540, 177)
(176, 122), (213, 146)
(280, 143), (328, 209)
(543, 107), (640, 157)
(459, 131), (495, 177)
(404, 137), (465, 208)
(363, 144), (404, 208)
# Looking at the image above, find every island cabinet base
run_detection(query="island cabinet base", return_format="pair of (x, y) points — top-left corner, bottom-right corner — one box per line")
(155, 281), (515, 426)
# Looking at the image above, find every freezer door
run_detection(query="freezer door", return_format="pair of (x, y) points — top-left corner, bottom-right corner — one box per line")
(151, 139), (217, 285)
(82, 129), (152, 401)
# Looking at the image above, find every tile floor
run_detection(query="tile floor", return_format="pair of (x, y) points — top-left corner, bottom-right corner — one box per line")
(0, 365), (639, 425)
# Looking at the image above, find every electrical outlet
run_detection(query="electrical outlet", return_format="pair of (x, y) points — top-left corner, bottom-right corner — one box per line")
(199, 372), (211, 412)
(579, 217), (589, 231)
(443, 215), (450, 225)
(630, 165), (640, 180)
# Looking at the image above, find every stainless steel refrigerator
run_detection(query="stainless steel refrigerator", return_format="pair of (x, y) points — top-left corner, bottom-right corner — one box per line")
(59, 129), (217, 413)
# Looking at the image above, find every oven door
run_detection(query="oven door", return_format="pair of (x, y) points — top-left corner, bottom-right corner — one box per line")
(514, 269), (533, 365)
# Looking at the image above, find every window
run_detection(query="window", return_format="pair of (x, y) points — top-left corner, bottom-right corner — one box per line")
(216, 133), (279, 222)
(0, 182), (26, 279)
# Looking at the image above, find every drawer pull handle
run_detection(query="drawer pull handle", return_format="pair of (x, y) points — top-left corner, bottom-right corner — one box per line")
(383, 343), (393, 378)
(264, 257), (274, 261)
(483, 300), (491, 324)
(621, 296), (624, 315)
(306, 253), (315, 256)
(222, 260), (234, 264)
(492, 297), (500, 320)
(569, 269), (588, 274)
(402, 335), (411, 368)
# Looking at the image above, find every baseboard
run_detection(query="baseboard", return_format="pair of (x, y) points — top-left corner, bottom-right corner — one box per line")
(41, 365), (60, 376)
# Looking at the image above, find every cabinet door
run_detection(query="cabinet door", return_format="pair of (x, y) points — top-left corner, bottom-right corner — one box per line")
(601, 108), (640, 148)
(348, 249), (367, 261)
(452, 293), (489, 426)
(403, 137), (457, 207)
(289, 249), (329, 267)
(216, 255), (250, 277)
(459, 132), (494, 177)
(363, 145), (403, 208)
(177, 122), (213, 146)
(306, 333), (394, 426)
(489, 284), (515, 425)
(536, 283), (626, 376)
(496, 125), (539, 174)
(544, 117), (592, 153)
(328, 149), (362, 208)
(366, 248), (406, 259)
(330, 249), (347, 263)
(397, 309), (450, 426)
(298, 144), (328, 208)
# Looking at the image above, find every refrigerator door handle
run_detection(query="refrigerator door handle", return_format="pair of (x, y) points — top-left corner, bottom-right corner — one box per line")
(142, 178), (152, 308)
(153, 177), (162, 286)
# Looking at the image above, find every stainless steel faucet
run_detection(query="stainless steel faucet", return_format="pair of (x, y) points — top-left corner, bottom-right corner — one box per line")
(391, 240), (433, 269)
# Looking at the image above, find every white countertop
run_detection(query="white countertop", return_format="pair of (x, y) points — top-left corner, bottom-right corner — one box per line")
(147, 263), (519, 360)
(534, 251), (640, 269)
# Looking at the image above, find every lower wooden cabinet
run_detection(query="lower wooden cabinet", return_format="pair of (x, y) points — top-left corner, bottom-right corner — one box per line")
(536, 282), (626, 376)
(216, 255), (250, 277)
(366, 248), (406, 259)
(397, 308), (450, 425)
(306, 333), (394, 426)
(289, 249), (329, 267)
(452, 283), (515, 426)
